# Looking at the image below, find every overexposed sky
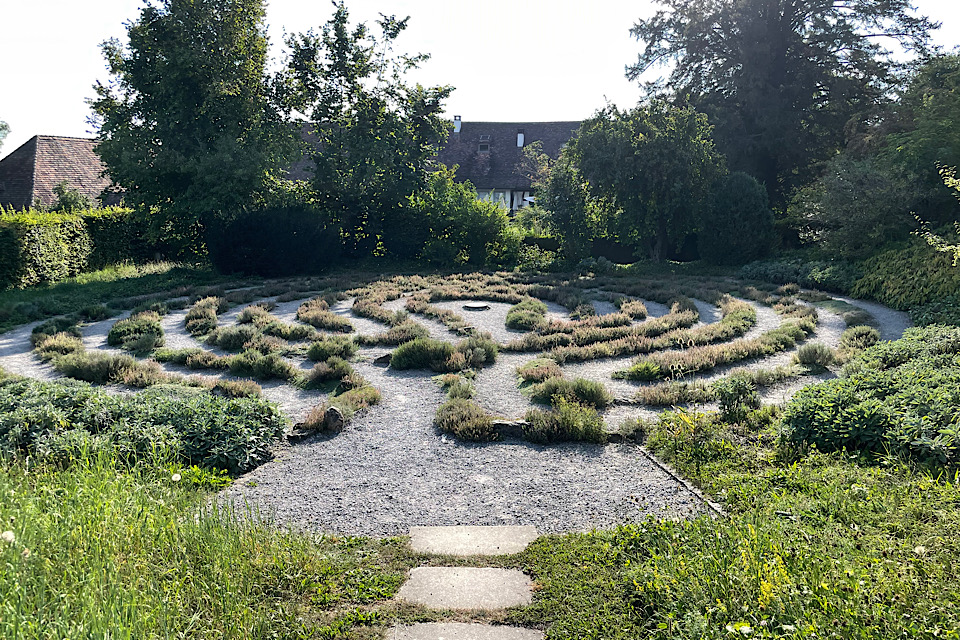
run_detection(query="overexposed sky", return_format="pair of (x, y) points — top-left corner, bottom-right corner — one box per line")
(1, 0), (958, 156)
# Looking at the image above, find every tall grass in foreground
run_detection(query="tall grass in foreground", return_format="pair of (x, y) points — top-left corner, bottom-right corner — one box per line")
(0, 454), (411, 639)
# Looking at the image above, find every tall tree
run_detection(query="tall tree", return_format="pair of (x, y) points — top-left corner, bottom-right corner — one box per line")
(569, 103), (725, 261)
(0, 120), (8, 152)
(90, 0), (295, 252)
(629, 0), (937, 207)
(278, 2), (452, 258)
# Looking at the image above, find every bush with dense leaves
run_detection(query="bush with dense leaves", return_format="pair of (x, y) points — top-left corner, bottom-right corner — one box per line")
(529, 377), (613, 409)
(107, 311), (165, 352)
(505, 298), (548, 330)
(699, 172), (775, 265)
(781, 325), (960, 464)
(434, 398), (496, 441)
(523, 397), (606, 444)
(0, 377), (286, 473)
(205, 208), (344, 277)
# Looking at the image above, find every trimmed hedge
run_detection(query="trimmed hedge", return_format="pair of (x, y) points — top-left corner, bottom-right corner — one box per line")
(0, 207), (159, 289)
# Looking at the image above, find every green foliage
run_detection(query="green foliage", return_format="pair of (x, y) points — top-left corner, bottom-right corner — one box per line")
(297, 298), (353, 332)
(50, 181), (93, 213)
(629, 0), (936, 206)
(740, 257), (861, 293)
(34, 332), (85, 362)
(206, 324), (259, 352)
(505, 297), (548, 330)
(523, 397), (606, 444)
(91, 0), (295, 254)
(107, 311), (165, 352)
(570, 103), (725, 261)
(279, 3), (452, 259)
(698, 172), (774, 265)
(851, 238), (960, 309)
(211, 379), (262, 399)
(0, 377), (285, 472)
(412, 168), (520, 267)
(390, 335), (497, 372)
(0, 211), (92, 289)
(713, 374), (760, 422)
(529, 377), (613, 409)
(356, 320), (430, 346)
(227, 350), (298, 381)
(839, 325), (881, 351)
(185, 296), (225, 336)
(304, 356), (353, 389)
(205, 208), (343, 276)
(307, 335), (357, 361)
(53, 351), (138, 384)
(792, 342), (836, 369)
(434, 398), (496, 441)
(782, 325), (960, 464)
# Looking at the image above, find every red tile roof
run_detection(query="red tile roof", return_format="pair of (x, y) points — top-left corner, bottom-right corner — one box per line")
(0, 135), (112, 210)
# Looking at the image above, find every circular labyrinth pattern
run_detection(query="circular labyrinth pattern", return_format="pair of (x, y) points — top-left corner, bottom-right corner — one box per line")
(0, 272), (911, 535)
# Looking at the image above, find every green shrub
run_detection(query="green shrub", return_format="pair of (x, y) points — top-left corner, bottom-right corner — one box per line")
(740, 257), (861, 293)
(236, 304), (272, 324)
(910, 295), (960, 326)
(842, 308), (874, 327)
(530, 377), (612, 409)
(0, 377), (285, 472)
(297, 305), (353, 333)
(713, 374), (760, 423)
(0, 211), (92, 289)
(330, 385), (381, 416)
(523, 397), (606, 444)
(211, 379), (263, 398)
(53, 351), (137, 384)
(107, 311), (165, 351)
(186, 351), (230, 370)
(446, 377), (475, 399)
(698, 172), (775, 265)
(304, 357), (353, 388)
(206, 324), (259, 352)
(434, 399), (497, 441)
(185, 297), (224, 336)
(793, 342), (836, 368)
(851, 239), (960, 309)
(79, 304), (112, 321)
(390, 337), (454, 370)
(307, 336), (358, 361)
(227, 350), (298, 381)
(34, 332), (85, 361)
(31, 317), (81, 346)
(618, 299), (648, 319)
(840, 325), (881, 351)
(153, 347), (204, 365)
(782, 325), (960, 464)
(505, 298), (548, 330)
(260, 319), (317, 341)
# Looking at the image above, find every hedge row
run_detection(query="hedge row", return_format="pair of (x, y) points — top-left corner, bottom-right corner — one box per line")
(0, 208), (159, 289)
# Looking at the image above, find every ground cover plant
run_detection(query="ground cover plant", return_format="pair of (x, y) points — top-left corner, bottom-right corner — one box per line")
(107, 310), (165, 352)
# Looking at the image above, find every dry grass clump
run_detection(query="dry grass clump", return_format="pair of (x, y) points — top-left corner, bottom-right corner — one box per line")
(434, 399), (497, 441)
(355, 320), (430, 346)
(405, 297), (469, 331)
(617, 320), (817, 380)
(523, 397), (606, 444)
(297, 298), (353, 332)
(636, 380), (714, 406)
(34, 332), (85, 361)
(306, 336), (358, 361)
(304, 356), (354, 389)
(516, 358), (562, 383)
(206, 324), (259, 351)
(618, 299), (648, 320)
(529, 377), (613, 409)
(505, 298), (548, 331)
(53, 351), (138, 384)
(118, 360), (174, 388)
(259, 318), (318, 341)
(211, 379), (263, 398)
(227, 350), (298, 381)
(185, 297), (227, 336)
(792, 342), (836, 369)
(236, 304), (273, 324)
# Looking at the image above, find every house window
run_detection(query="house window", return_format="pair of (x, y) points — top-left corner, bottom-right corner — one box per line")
(478, 143), (490, 153)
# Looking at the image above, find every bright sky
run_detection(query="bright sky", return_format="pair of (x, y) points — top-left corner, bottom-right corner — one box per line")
(1, 0), (958, 157)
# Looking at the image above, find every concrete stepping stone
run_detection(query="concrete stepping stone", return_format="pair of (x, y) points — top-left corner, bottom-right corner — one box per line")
(396, 567), (533, 610)
(409, 526), (538, 556)
(389, 622), (544, 639)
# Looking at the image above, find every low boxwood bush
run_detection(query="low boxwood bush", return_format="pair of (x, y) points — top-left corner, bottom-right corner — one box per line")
(0, 376), (286, 473)
(434, 399), (496, 441)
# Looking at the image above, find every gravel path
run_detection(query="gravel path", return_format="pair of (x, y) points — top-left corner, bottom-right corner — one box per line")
(0, 321), (60, 381)
(224, 360), (706, 536)
(834, 295), (911, 341)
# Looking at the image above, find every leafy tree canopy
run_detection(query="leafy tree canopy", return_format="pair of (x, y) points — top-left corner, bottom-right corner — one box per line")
(629, 0), (937, 207)
(90, 0), (296, 253)
(0, 120), (8, 152)
(277, 2), (453, 258)
(568, 103), (725, 261)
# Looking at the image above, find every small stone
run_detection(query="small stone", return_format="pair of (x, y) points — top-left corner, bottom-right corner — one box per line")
(463, 302), (490, 311)
(324, 406), (345, 432)
(373, 353), (392, 366)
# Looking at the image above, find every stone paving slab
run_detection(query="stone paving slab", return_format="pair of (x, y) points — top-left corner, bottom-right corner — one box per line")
(409, 526), (538, 556)
(396, 567), (533, 610)
(389, 623), (544, 640)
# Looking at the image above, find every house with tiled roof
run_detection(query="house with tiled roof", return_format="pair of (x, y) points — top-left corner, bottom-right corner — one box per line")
(436, 118), (580, 210)
(0, 135), (113, 210)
